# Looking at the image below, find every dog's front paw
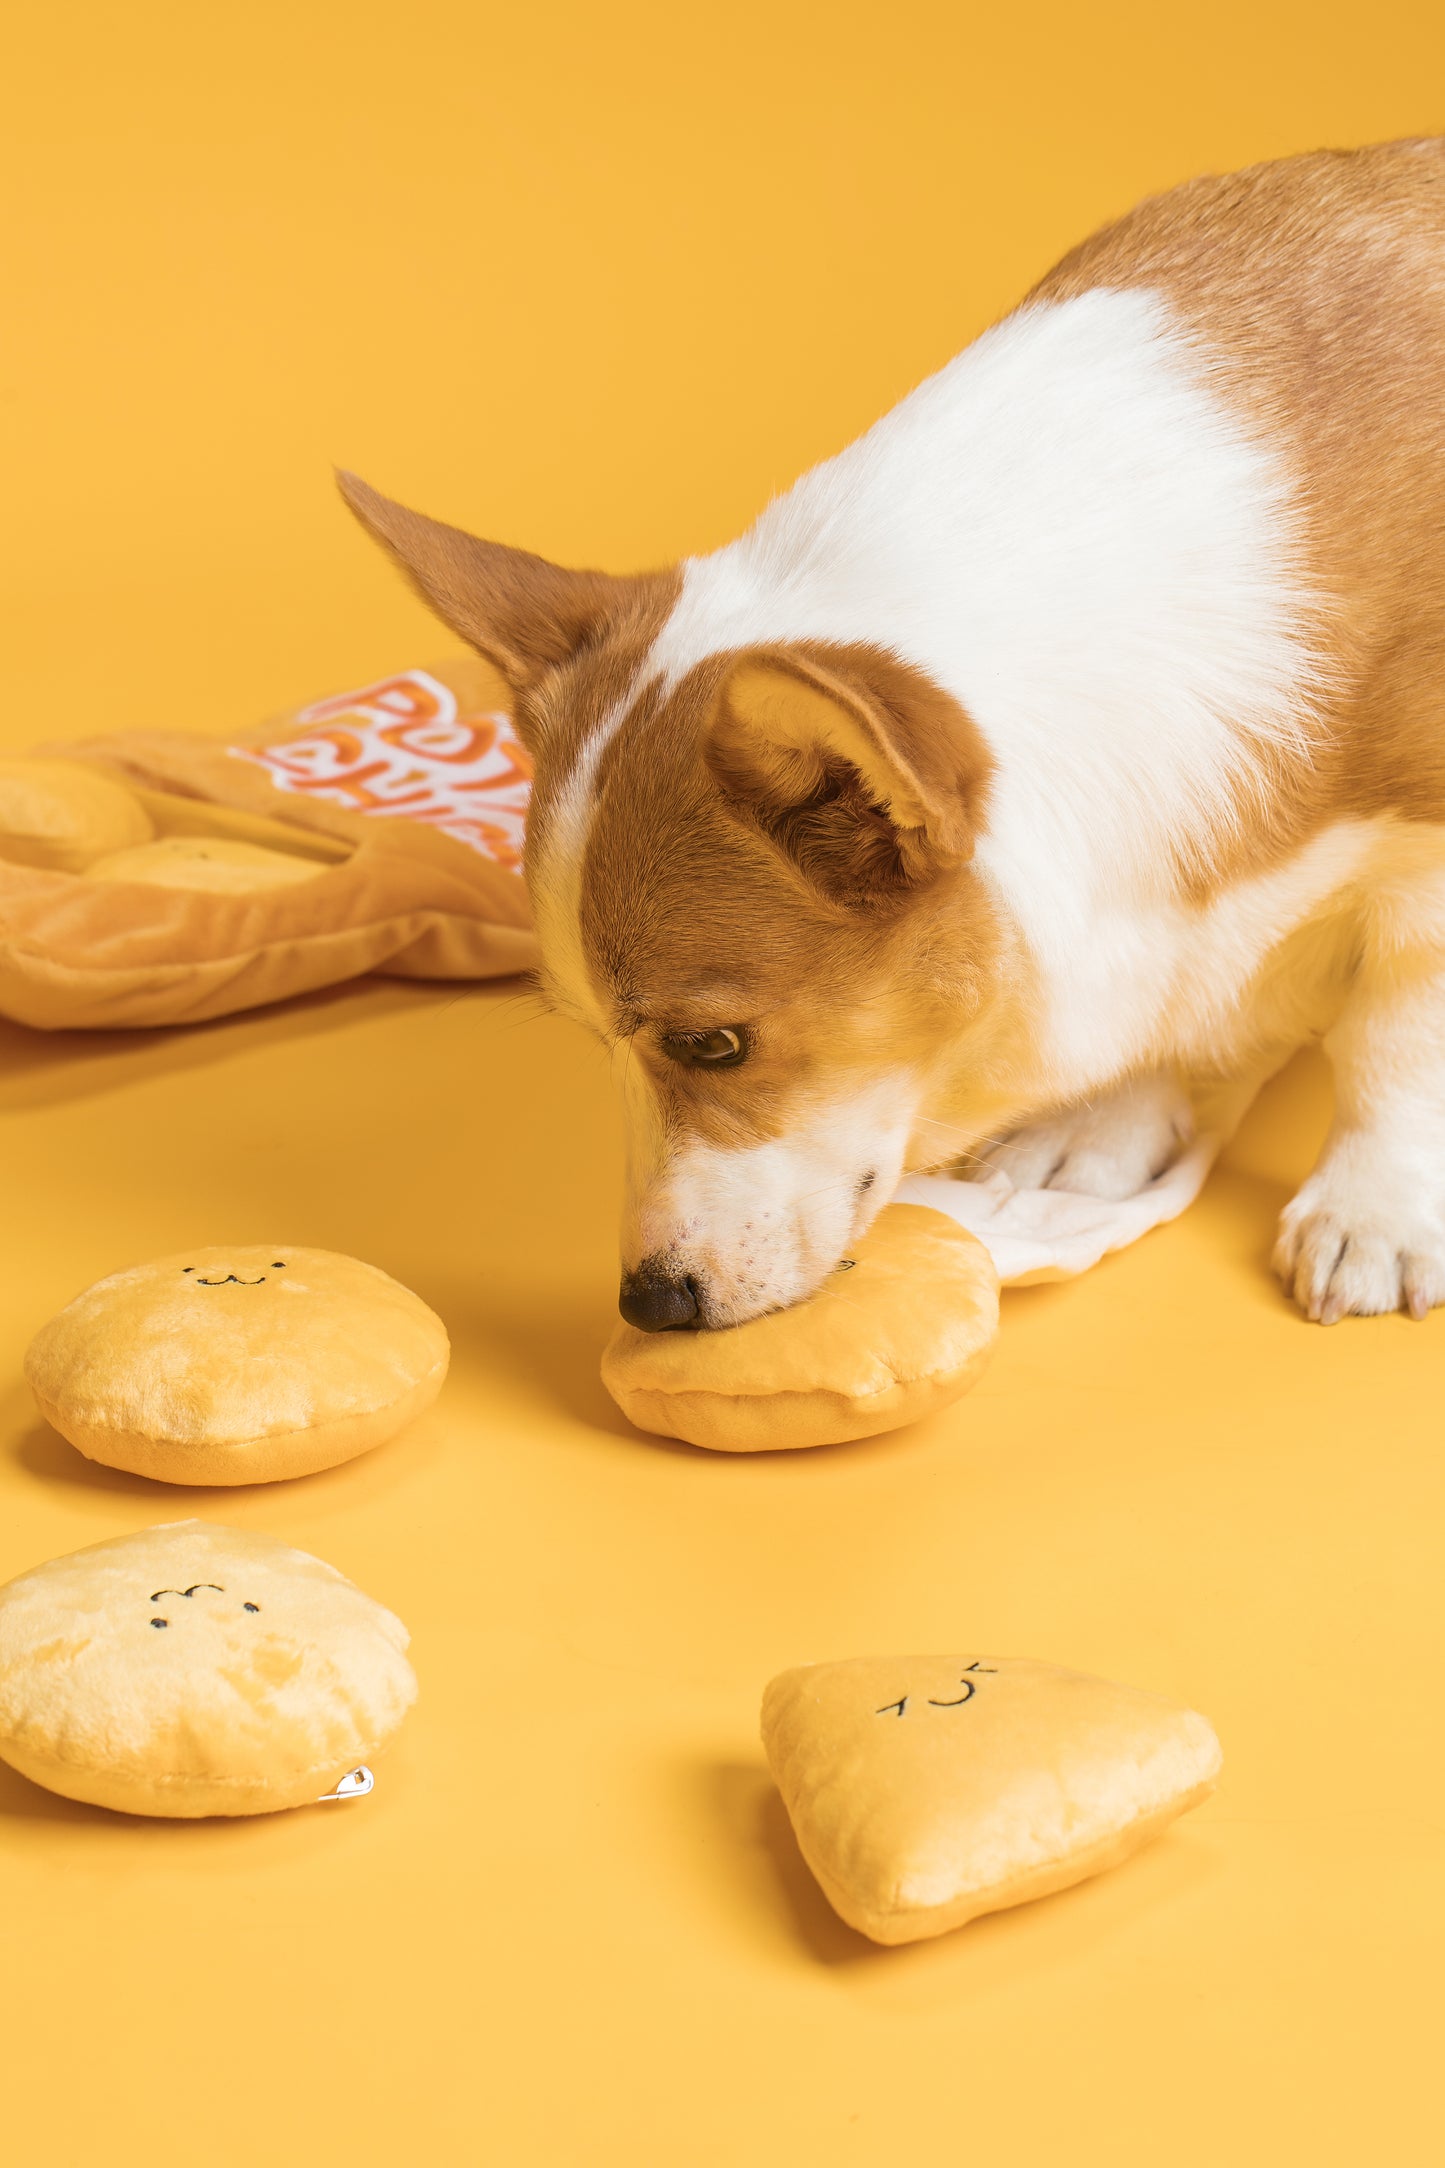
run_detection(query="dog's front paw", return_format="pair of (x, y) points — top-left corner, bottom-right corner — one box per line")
(1274, 1163), (1445, 1323)
(971, 1075), (1194, 1201)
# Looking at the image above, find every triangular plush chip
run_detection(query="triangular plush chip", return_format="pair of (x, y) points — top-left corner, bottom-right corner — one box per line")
(762, 1655), (1221, 1944)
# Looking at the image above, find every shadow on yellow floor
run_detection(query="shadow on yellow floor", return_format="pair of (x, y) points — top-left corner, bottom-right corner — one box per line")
(674, 1752), (1223, 1997)
(0, 975), (540, 1114)
(2, 1385), (452, 1514)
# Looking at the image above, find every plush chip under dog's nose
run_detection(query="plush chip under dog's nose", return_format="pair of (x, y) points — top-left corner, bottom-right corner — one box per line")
(619, 1263), (702, 1332)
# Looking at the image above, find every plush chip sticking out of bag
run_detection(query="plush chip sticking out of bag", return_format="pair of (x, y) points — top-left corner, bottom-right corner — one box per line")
(26, 1246), (449, 1484)
(601, 1204), (999, 1451)
(84, 836), (329, 892)
(0, 757), (155, 873)
(0, 1522), (416, 1817)
(762, 1655), (1222, 1944)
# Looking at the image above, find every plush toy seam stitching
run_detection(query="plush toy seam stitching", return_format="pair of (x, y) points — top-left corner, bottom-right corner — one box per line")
(0, 1738), (394, 1787)
(643, 1353), (990, 1404)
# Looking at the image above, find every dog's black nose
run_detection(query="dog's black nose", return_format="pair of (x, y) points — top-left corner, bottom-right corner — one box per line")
(619, 1264), (701, 1332)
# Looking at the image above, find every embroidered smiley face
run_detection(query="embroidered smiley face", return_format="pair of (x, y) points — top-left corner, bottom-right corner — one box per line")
(147, 1582), (262, 1629)
(873, 1661), (999, 1718)
(181, 1260), (289, 1287)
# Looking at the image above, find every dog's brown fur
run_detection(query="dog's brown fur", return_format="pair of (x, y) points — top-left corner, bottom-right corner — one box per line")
(567, 646), (1007, 1167)
(1035, 140), (1445, 881)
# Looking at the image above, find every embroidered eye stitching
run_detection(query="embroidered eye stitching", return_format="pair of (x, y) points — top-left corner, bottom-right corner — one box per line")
(146, 1587), (258, 1624)
(926, 1663), (999, 1708)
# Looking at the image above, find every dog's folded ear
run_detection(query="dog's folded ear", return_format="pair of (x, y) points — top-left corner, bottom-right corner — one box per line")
(337, 471), (650, 697)
(706, 643), (992, 906)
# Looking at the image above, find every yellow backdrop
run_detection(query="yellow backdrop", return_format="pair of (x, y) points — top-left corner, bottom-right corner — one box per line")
(2, 4), (1442, 2162)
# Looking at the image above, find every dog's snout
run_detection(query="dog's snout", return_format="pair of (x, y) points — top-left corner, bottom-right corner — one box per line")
(619, 1263), (702, 1332)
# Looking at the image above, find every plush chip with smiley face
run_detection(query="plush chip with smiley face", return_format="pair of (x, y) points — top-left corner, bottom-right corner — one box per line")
(0, 1522), (417, 1816)
(762, 1654), (1222, 1944)
(25, 1245), (449, 1484)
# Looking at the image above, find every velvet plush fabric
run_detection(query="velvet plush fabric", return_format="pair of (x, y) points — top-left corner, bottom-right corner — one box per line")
(601, 1205), (999, 1450)
(0, 1522), (417, 1817)
(26, 1245), (448, 1484)
(762, 1655), (1221, 1944)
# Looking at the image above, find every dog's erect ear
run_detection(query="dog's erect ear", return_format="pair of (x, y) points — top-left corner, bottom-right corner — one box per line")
(337, 471), (644, 693)
(706, 643), (991, 905)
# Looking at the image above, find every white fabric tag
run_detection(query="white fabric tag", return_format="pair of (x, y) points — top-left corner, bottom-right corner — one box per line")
(316, 1765), (375, 1802)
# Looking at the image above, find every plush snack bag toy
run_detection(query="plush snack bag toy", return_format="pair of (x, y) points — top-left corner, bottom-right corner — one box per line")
(762, 1654), (1222, 1944)
(602, 1204), (999, 1450)
(0, 658), (538, 1029)
(0, 1522), (416, 1816)
(26, 1245), (449, 1484)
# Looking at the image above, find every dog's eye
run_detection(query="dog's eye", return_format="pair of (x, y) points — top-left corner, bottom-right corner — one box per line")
(659, 1025), (748, 1069)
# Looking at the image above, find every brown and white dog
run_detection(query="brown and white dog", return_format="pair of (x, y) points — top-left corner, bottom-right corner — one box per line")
(344, 139), (1445, 1332)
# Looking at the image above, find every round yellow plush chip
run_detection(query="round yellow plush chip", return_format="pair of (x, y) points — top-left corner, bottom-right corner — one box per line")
(84, 835), (327, 891)
(601, 1204), (999, 1451)
(0, 756), (154, 873)
(0, 1522), (417, 1817)
(25, 1245), (449, 1484)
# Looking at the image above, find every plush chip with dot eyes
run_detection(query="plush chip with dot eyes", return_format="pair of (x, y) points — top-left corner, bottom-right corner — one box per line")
(0, 1522), (417, 1817)
(762, 1655), (1222, 1944)
(601, 1204), (999, 1451)
(25, 1246), (449, 1485)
